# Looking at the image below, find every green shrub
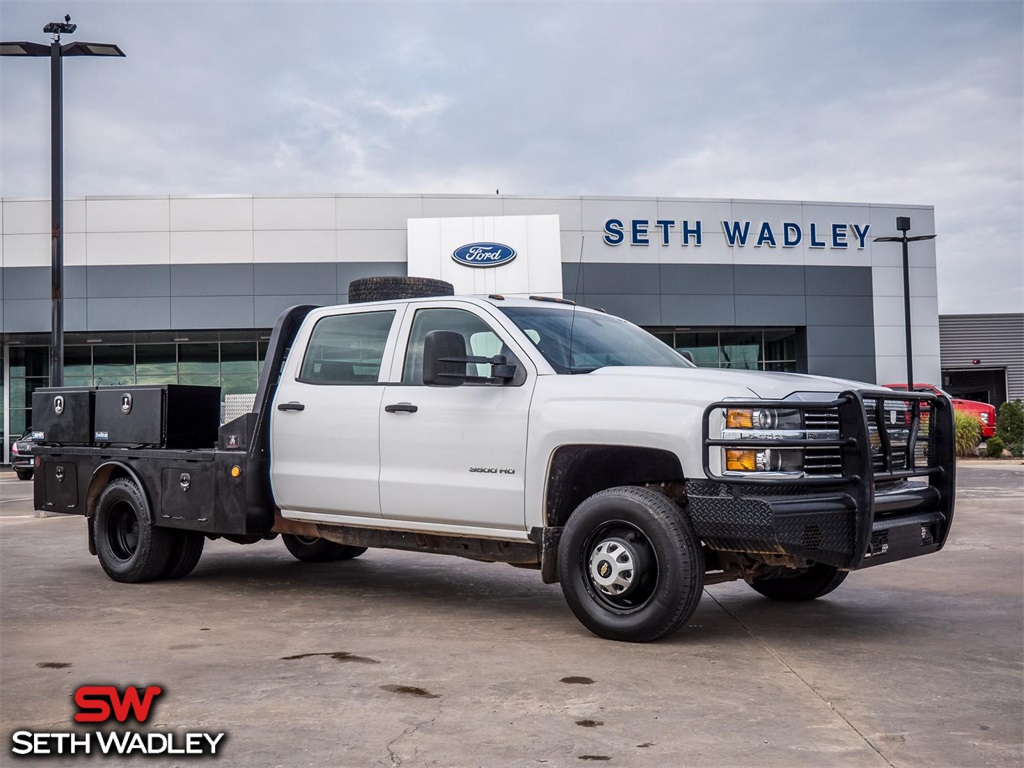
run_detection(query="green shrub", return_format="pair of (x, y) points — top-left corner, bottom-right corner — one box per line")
(985, 436), (1005, 457)
(954, 411), (982, 457)
(996, 399), (1024, 455)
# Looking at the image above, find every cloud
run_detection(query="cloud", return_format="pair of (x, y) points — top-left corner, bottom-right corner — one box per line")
(1, 0), (1020, 311)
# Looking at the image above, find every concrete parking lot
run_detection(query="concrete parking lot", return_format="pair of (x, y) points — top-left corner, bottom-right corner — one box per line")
(1, 461), (1021, 767)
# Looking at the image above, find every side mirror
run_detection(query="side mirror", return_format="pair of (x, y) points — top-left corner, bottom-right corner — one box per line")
(680, 350), (695, 364)
(423, 330), (517, 386)
(424, 331), (468, 386)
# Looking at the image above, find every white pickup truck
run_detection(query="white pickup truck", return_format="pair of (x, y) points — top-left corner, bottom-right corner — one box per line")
(32, 279), (956, 642)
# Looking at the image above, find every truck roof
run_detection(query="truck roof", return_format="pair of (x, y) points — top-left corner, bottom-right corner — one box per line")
(341, 293), (599, 313)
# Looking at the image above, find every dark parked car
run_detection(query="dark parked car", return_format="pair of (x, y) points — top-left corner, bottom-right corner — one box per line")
(10, 430), (38, 481)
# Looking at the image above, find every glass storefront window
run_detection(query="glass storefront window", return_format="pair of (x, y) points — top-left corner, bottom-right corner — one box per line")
(94, 345), (135, 387)
(9, 408), (28, 438)
(136, 345), (178, 385)
(179, 343), (219, 375)
(221, 374), (258, 395)
(220, 342), (259, 395)
(221, 342), (258, 375)
(648, 327), (802, 372)
(764, 329), (796, 363)
(64, 346), (92, 381)
(672, 332), (721, 367)
(9, 347), (49, 379)
(178, 343), (219, 388)
(720, 331), (761, 369)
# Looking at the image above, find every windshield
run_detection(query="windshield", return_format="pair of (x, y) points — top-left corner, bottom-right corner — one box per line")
(499, 306), (692, 373)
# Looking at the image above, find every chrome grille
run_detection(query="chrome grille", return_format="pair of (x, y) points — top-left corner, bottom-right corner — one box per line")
(802, 400), (922, 477)
(803, 409), (842, 475)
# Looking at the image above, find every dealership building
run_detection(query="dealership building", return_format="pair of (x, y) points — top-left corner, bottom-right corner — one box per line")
(1, 193), (943, 462)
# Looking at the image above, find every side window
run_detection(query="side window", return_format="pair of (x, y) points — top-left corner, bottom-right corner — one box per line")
(402, 308), (520, 385)
(299, 310), (395, 385)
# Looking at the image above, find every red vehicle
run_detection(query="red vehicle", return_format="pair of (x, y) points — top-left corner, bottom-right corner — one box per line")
(884, 383), (997, 439)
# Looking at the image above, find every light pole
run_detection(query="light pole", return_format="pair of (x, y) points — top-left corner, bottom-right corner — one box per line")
(875, 216), (937, 388)
(1, 16), (124, 387)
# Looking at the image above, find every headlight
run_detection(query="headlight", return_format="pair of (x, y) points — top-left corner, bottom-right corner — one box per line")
(980, 412), (989, 424)
(721, 407), (803, 474)
(725, 408), (778, 429)
(726, 448), (781, 472)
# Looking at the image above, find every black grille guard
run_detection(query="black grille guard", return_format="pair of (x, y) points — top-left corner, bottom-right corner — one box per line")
(700, 389), (956, 570)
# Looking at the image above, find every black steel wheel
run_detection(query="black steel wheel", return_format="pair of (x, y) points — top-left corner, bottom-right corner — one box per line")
(558, 486), (704, 643)
(282, 534), (367, 562)
(749, 563), (849, 601)
(93, 478), (174, 583)
(161, 530), (206, 580)
(348, 276), (454, 304)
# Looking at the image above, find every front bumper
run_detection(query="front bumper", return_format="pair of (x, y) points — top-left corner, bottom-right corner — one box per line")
(695, 389), (956, 570)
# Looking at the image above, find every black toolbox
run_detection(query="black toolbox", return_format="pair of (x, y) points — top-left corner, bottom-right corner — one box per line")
(94, 385), (221, 448)
(31, 387), (96, 445)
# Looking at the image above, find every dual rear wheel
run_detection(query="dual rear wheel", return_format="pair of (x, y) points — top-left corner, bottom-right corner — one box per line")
(92, 478), (364, 583)
(93, 478), (205, 583)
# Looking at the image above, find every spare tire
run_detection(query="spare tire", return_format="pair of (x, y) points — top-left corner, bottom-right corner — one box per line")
(348, 276), (454, 304)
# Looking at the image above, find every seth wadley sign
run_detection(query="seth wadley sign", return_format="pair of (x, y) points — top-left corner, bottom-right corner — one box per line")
(603, 218), (872, 249)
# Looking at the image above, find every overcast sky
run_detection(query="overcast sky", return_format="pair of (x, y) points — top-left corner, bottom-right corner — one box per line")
(1, 0), (1021, 314)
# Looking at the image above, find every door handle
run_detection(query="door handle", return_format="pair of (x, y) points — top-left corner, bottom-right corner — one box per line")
(384, 403), (418, 414)
(277, 402), (305, 412)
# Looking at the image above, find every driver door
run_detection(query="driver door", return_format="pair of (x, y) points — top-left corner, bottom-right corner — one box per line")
(378, 306), (534, 532)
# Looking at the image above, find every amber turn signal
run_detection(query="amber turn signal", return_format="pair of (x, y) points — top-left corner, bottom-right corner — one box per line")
(726, 409), (753, 428)
(726, 450), (757, 471)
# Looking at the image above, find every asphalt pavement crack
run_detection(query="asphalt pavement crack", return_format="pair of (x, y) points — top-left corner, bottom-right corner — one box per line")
(383, 704), (442, 767)
(705, 589), (896, 768)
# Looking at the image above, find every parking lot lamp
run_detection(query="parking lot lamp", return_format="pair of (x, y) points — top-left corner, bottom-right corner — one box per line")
(874, 217), (937, 388)
(1, 16), (124, 387)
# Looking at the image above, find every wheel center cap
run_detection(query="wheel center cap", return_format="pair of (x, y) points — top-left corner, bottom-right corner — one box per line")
(589, 538), (636, 595)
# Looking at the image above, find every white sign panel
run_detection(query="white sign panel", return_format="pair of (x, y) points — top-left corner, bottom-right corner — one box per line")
(407, 215), (563, 297)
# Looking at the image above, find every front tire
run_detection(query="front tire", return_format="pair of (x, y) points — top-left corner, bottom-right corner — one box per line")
(282, 534), (367, 562)
(15, 469), (33, 481)
(93, 478), (174, 583)
(749, 563), (849, 601)
(558, 486), (704, 643)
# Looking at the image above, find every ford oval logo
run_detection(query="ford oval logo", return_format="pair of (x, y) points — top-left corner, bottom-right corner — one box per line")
(452, 242), (517, 268)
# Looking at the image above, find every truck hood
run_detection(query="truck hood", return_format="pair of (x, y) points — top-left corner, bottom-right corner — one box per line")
(585, 366), (876, 400)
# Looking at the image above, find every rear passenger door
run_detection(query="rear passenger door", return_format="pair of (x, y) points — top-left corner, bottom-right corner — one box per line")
(271, 306), (404, 520)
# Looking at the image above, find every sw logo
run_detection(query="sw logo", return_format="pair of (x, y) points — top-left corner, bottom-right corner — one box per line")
(9, 684), (226, 758)
(74, 685), (162, 723)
